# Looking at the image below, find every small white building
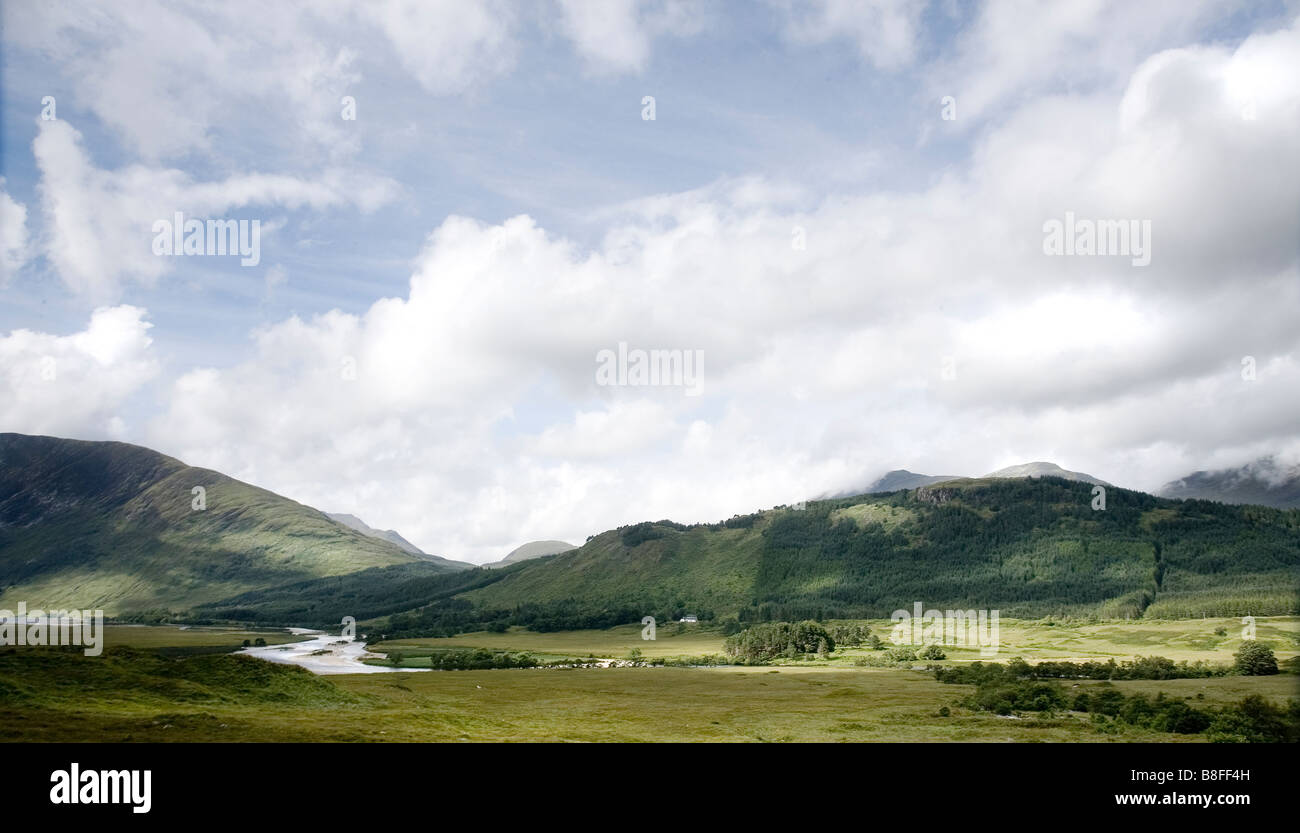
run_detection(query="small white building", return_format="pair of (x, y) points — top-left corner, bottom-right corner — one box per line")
(679, 615), (698, 623)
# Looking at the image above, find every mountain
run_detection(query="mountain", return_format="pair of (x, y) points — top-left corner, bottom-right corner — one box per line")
(0, 433), (468, 615)
(830, 462), (1100, 498)
(864, 469), (962, 492)
(983, 461), (1109, 486)
(326, 512), (426, 557)
(361, 476), (1296, 634)
(1159, 458), (1300, 509)
(483, 540), (577, 569)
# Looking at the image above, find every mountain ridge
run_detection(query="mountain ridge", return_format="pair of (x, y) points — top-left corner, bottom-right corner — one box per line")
(0, 433), (467, 614)
(325, 512), (428, 558)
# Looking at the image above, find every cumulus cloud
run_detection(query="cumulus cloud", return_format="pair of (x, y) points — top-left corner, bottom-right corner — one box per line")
(0, 306), (158, 438)
(137, 17), (1300, 562)
(928, 0), (1238, 126)
(0, 180), (30, 284)
(33, 119), (399, 301)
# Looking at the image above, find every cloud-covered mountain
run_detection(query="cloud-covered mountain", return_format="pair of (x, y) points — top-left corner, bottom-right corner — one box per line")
(836, 462), (1106, 497)
(864, 470), (963, 492)
(1159, 458), (1300, 509)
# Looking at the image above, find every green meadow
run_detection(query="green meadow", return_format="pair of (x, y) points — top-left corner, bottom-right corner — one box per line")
(0, 617), (1295, 742)
(373, 615), (1300, 666)
(102, 624), (305, 651)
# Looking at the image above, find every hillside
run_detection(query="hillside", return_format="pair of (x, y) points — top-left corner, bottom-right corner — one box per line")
(1160, 458), (1300, 509)
(384, 476), (1299, 633)
(0, 434), (466, 614)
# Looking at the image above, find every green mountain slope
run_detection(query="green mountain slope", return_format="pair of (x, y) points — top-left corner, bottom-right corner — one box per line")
(0, 433), (466, 614)
(446, 477), (1299, 627)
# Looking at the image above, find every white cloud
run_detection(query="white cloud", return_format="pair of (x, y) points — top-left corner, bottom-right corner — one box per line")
(555, 0), (703, 75)
(33, 119), (400, 301)
(0, 180), (30, 284)
(362, 0), (519, 92)
(0, 306), (158, 438)
(140, 17), (1300, 563)
(775, 0), (925, 70)
(2, 0), (520, 162)
(929, 0), (1238, 126)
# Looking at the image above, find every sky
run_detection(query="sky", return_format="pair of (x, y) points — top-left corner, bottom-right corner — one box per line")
(1, 0), (1298, 564)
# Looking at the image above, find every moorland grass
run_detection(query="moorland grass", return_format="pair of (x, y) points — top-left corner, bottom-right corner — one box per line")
(2, 618), (1297, 742)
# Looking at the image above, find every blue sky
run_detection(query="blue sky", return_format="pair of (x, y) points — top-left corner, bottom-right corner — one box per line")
(2, 1), (1298, 562)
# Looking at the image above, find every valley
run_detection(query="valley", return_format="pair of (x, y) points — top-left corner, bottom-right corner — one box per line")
(2, 433), (1297, 744)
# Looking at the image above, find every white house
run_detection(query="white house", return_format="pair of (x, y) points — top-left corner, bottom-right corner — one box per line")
(679, 615), (698, 623)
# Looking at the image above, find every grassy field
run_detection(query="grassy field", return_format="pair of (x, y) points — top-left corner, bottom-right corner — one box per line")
(1, 618), (1295, 742)
(376, 622), (727, 661)
(102, 625), (305, 650)
(373, 616), (1300, 666)
(3, 648), (1295, 742)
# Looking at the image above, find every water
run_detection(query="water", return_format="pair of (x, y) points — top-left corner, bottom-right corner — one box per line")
(237, 629), (424, 675)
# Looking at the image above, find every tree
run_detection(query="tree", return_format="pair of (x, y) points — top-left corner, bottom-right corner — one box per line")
(919, 644), (947, 660)
(1234, 641), (1278, 676)
(723, 621), (835, 662)
(389, 650), (404, 667)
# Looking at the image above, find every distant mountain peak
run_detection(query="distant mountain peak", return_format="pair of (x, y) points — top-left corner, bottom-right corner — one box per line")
(864, 469), (962, 493)
(325, 512), (425, 556)
(483, 540), (577, 569)
(983, 462), (1109, 486)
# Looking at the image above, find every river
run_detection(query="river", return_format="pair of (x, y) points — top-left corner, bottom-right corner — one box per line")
(236, 628), (425, 675)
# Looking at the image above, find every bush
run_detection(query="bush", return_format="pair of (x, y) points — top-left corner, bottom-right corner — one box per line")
(919, 644), (947, 660)
(1205, 695), (1296, 742)
(1234, 641), (1279, 676)
(883, 647), (917, 662)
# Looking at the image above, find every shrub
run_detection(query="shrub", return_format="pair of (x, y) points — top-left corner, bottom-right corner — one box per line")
(1234, 641), (1279, 676)
(918, 644), (947, 660)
